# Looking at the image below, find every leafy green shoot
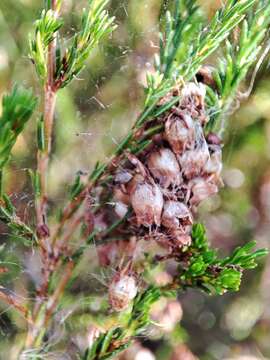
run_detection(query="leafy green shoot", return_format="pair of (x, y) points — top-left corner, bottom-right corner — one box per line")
(206, 0), (270, 133)
(55, 0), (117, 88)
(179, 224), (268, 295)
(0, 85), (37, 171)
(29, 9), (63, 79)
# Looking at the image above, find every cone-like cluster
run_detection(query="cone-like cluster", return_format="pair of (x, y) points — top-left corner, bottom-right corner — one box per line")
(112, 82), (222, 254)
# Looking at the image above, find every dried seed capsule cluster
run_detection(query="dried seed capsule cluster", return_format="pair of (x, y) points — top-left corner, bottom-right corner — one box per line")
(113, 82), (222, 253)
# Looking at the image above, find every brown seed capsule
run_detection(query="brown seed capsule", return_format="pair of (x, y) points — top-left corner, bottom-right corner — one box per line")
(113, 186), (130, 218)
(179, 123), (210, 179)
(114, 169), (133, 184)
(162, 201), (192, 229)
(205, 145), (222, 176)
(189, 177), (218, 206)
(165, 112), (195, 155)
(181, 82), (206, 110)
(206, 132), (222, 146)
(171, 230), (192, 247)
(129, 174), (164, 227)
(109, 273), (138, 312)
(147, 148), (182, 188)
(180, 82), (208, 125)
(113, 186), (130, 204)
(114, 201), (129, 218)
(196, 65), (217, 88)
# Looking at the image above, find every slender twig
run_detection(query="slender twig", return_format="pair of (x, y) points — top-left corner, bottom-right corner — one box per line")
(56, 213), (84, 254)
(24, 261), (74, 349)
(0, 287), (32, 324)
(45, 260), (74, 323)
(26, 0), (61, 350)
(35, 1), (58, 244)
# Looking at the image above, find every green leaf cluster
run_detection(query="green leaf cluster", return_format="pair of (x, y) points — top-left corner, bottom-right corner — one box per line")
(178, 224), (268, 295)
(29, 0), (116, 88)
(83, 327), (130, 360)
(159, 0), (202, 80)
(206, 0), (270, 132)
(0, 85), (37, 170)
(55, 0), (117, 88)
(0, 194), (37, 246)
(183, 0), (257, 79)
(29, 9), (64, 79)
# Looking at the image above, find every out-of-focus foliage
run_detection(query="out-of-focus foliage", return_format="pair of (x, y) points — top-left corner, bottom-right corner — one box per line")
(0, 0), (270, 359)
(0, 86), (37, 171)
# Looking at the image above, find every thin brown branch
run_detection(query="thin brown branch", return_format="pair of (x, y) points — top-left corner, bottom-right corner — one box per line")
(56, 213), (84, 253)
(0, 287), (32, 324)
(24, 261), (74, 349)
(44, 260), (74, 323)
(51, 187), (89, 247)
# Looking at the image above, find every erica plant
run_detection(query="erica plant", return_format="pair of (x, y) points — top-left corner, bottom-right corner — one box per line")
(0, 0), (269, 359)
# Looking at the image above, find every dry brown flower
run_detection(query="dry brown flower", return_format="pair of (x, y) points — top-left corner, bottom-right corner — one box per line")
(147, 148), (182, 188)
(165, 111), (195, 155)
(109, 269), (138, 312)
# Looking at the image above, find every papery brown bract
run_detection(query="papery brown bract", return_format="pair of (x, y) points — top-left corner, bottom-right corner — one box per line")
(114, 201), (129, 218)
(180, 82), (207, 124)
(196, 65), (217, 88)
(147, 147), (182, 188)
(165, 112), (195, 155)
(205, 144), (222, 177)
(129, 174), (164, 227)
(170, 230), (192, 247)
(113, 186), (130, 218)
(115, 169), (133, 184)
(162, 200), (192, 229)
(179, 123), (210, 179)
(113, 186), (130, 204)
(189, 177), (218, 206)
(109, 272), (138, 312)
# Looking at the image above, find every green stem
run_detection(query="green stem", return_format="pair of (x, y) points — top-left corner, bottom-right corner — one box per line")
(0, 169), (3, 199)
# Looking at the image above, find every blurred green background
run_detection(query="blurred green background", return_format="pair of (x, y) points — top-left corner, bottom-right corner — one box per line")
(0, 0), (270, 359)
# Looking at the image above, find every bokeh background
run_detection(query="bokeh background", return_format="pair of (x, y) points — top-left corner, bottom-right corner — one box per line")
(0, 0), (270, 359)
